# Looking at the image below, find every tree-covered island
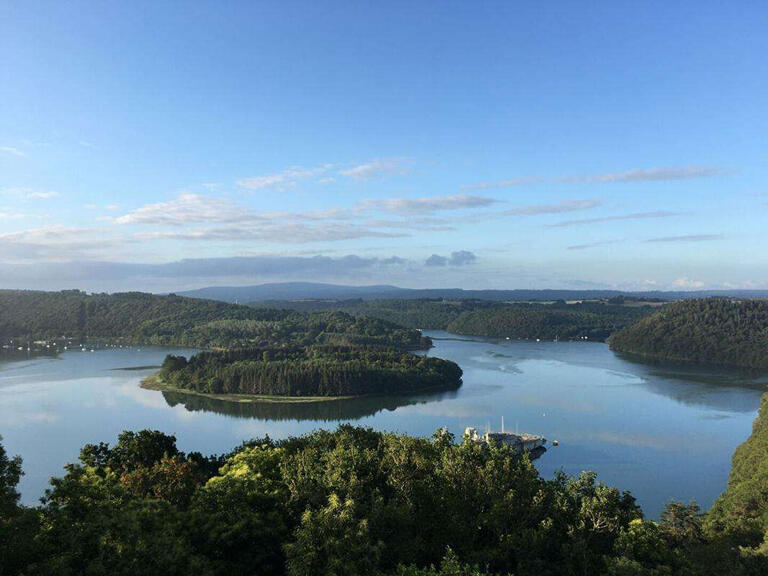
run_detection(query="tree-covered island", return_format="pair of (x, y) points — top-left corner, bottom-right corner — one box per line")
(152, 345), (463, 399)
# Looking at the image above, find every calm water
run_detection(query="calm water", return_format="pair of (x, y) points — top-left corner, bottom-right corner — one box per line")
(1, 332), (765, 518)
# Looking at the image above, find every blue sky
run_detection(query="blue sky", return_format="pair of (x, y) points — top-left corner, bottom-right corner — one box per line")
(1, 1), (767, 292)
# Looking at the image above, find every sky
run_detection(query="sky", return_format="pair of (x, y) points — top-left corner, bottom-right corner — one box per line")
(1, 1), (767, 292)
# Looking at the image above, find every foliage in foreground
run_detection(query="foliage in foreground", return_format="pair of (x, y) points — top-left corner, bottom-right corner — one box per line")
(1, 423), (767, 576)
(706, 392), (768, 551)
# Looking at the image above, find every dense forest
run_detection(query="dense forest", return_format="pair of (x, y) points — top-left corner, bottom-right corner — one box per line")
(158, 346), (463, 397)
(608, 299), (768, 369)
(250, 298), (657, 341)
(2, 419), (766, 576)
(446, 301), (654, 341)
(0, 290), (656, 349)
(0, 290), (429, 350)
(250, 298), (494, 330)
(0, 290), (468, 399)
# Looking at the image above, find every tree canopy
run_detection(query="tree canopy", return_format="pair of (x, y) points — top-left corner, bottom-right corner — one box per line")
(158, 345), (463, 397)
(608, 298), (768, 369)
(1, 420), (766, 575)
(0, 290), (428, 350)
(251, 298), (656, 342)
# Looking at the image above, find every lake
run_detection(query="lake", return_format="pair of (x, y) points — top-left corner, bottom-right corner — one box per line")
(1, 331), (765, 518)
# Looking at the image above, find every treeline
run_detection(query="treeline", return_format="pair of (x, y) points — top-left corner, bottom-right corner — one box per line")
(608, 298), (768, 369)
(4, 424), (766, 575)
(250, 298), (497, 329)
(250, 298), (657, 340)
(159, 345), (462, 397)
(446, 301), (654, 341)
(0, 290), (428, 350)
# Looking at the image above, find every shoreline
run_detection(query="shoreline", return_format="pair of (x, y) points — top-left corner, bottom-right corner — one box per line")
(141, 373), (461, 405)
(141, 374), (357, 404)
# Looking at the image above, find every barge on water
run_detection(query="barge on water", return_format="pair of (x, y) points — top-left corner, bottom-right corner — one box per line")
(464, 423), (547, 456)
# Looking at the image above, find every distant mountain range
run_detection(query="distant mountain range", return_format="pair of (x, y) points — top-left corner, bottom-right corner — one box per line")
(175, 282), (768, 304)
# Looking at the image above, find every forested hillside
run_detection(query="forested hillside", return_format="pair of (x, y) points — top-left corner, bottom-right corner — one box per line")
(0, 290), (428, 350)
(158, 345), (462, 397)
(445, 301), (654, 341)
(608, 299), (768, 369)
(1, 425), (765, 575)
(251, 298), (657, 339)
(0, 290), (458, 399)
(249, 298), (491, 329)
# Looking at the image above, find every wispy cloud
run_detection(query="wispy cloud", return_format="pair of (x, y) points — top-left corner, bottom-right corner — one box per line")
(0, 209), (27, 220)
(549, 210), (680, 228)
(236, 158), (411, 189)
(258, 207), (355, 221)
(339, 158), (410, 179)
(115, 192), (493, 236)
(115, 194), (251, 225)
(1, 187), (60, 200)
(0, 226), (130, 261)
(237, 164), (334, 191)
(567, 240), (619, 250)
(359, 194), (499, 215)
(134, 223), (405, 244)
(461, 165), (722, 190)
(24, 191), (60, 200)
(645, 234), (724, 243)
(460, 177), (543, 190)
(115, 194), (415, 243)
(506, 199), (601, 215)
(564, 165), (721, 183)
(364, 218), (455, 232)
(0, 146), (25, 157)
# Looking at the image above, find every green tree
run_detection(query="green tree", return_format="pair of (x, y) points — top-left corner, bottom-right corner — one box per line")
(285, 493), (381, 576)
(0, 436), (41, 576)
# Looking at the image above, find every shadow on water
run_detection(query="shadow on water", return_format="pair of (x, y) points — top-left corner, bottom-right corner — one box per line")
(614, 351), (767, 413)
(160, 388), (461, 422)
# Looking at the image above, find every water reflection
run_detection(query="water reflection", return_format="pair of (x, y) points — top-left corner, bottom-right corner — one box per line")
(613, 352), (768, 413)
(161, 388), (460, 421)
(1, 335), (764, 518)
(424, 333), (767, 414)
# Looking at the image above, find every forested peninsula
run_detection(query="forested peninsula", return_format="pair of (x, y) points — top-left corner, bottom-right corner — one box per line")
(0, 290), (461, 400)
(0, 290), (428, 350)
(608, 299), (768, 369)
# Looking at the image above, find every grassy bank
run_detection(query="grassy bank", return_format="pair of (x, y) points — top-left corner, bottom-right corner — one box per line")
(140, 374), (353, 404)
